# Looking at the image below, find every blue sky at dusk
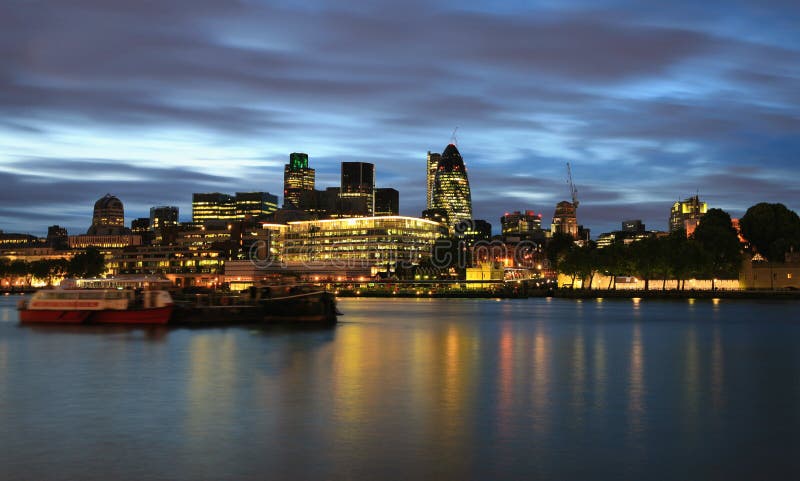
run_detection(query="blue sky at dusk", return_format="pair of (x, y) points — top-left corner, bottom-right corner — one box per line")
(1, 0), (799, 236)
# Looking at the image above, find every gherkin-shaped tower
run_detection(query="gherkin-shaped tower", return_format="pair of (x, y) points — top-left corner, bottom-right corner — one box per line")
(432, 144), (473, 232)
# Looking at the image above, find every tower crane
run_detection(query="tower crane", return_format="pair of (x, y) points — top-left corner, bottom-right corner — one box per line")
(566, 162), (579, 209)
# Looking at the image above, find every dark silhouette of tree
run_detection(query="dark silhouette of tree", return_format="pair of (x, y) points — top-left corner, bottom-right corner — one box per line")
(68, 248), (107, 278)
(545, 232), (575, 272)
(693, 208), (742, 290)
(739, 203), (800, 262)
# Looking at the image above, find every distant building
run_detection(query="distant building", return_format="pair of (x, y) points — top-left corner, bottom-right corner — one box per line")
(235, 192), (278, 219)
(46, 225), (68, 250)
(426, 151), (441, 210)
(431, 144), (473, 232)
(458, 219), (492, 247)
(622, 220), (645, 234)
(88, 194), (126, 235)
(192, 193), (235, 226)
(131, 218), (151, 232)
(150, 206), (179, 231)
(69, 234), (142, 249)
(501, 210), (544, 241)
(283, 153), (315, 209)
(670, 195), (708, 235)
(375, 188), (399, 216)
(340, 162), (376, 216)
(551, 201), (578, 238)
(421, 208), (449, 235)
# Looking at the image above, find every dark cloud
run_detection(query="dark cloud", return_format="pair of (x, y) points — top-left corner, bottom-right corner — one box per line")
(0, 0), (798, 236)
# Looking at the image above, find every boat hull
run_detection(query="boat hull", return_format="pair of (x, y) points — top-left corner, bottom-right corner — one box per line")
(91, 306), (173, 325)
(19, 306), (174, 325)
(19, 309), (91, 324)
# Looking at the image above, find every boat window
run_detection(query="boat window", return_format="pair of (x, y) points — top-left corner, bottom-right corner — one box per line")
(78, 291), (102, 299)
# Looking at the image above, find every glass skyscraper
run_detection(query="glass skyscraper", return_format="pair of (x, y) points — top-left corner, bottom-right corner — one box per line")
(283, 152), (315, 209)
(431, 144), (473, 232)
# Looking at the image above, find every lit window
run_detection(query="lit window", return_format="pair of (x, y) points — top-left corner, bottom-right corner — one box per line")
(789, 274), (793, 279)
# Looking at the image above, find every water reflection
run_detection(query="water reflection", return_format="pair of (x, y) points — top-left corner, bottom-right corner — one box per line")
(628, 323), (645, 439)
(711, 325), (725, 409)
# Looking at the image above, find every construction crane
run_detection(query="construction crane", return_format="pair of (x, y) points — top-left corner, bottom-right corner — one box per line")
(566, 162), (579, 209)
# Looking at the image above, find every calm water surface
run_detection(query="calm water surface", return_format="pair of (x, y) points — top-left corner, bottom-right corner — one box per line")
(1, 295), (799, 480)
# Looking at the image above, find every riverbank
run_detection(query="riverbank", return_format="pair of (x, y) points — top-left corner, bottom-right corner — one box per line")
(553, 288), (800, 300)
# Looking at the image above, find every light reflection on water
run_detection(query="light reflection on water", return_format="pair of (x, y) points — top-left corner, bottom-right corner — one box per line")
(0, 296), (799, 480)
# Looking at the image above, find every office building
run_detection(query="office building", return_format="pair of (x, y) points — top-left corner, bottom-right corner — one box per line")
(426, 151), (441, 210)
(150, 206), (179, 231)
(501, 210), (544, 241)
(375, 188), (399, 216)
(192, 193), (235, 227)
(235, 192), (278, 219)
(88, 194), (126, 235)
(551, 201), (578, 238)
(340, 162), (375, 216)
(46, 225), (69, 250)
(431, 144), (473, 232)
(622, 220), (645, 234)
(670, 195), (708, 236)
(283, 153), (315, 209)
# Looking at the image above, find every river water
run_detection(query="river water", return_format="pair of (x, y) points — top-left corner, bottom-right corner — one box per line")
(1, 295), (799, 480)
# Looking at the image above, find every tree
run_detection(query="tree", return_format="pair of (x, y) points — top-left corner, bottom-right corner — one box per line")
(629, 237), (660, 291)
(739, 203), (800, 262)
(545, 232), (575, 273)
(68, 247), (107, 278)
(0, 257), (11, 288)
(693, 208), (742, 290)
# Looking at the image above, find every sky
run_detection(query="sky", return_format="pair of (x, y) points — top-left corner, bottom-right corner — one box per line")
(1, 0), (799, 237)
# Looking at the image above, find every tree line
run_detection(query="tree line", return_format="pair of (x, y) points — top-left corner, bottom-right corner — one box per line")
(0, 248), (106, 287)
(550, 203), (800, 291)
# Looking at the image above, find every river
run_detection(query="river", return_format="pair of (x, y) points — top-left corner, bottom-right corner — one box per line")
(1, 295), (798, 480)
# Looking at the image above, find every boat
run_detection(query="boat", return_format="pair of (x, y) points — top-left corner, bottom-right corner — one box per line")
(259, 289), (339, 324)
(18, 289), (174, 325)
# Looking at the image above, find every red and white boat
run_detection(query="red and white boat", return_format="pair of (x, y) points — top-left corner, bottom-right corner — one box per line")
(18, 289), (174, 325)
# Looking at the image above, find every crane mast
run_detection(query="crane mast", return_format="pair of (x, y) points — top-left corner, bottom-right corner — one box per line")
(566, 162), (579, 209)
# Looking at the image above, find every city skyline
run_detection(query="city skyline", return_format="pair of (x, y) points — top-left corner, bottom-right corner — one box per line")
(2, 0), (799, 236)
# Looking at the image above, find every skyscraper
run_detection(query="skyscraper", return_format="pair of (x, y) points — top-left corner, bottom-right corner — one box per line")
(283, 153), (315, 209)
(431, 144), (473, 232)
(670, 195), (708, 235)
(340, 162), (375, 216)
(426, 151), (441, 210)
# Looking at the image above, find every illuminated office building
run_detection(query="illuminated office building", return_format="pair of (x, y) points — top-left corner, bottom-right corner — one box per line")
(426, 151), (441, 210)
(551, 201), (578, 238)
(501, 210), (544, 241)
(149, 206), (179, 231)
(235, 192), (278, 219)
(192, 193), (235, 226)
(88, 194), (126, 235)
(340, 162), (376, 216)
(431, 144), (473, 232)
(283, 153), (315, 209)
(283, 216), (441, 270)
(669, 195), (708, 235)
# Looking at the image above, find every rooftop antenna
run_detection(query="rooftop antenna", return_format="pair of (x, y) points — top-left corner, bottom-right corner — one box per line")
(566, 162), (579, 209)
(450, 126), (459, 146)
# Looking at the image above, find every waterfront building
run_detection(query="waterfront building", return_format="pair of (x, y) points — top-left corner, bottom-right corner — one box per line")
(68, 234), (142, 249)
(670, 195), (708, 235)
(551, 201), (578, 238)
(192, 193), (236, 226)
(0, 232), (41, 249)
(283, 216), (442, 275)
(235, 192), (278, 219)
(340, 162), (376, 216)
(375, 188), (399, 216)
(149, 206), (179, 231)
(431, 144), (473, 232)
(501, 210), (544, 242)
(458, 219), (492, 247)
(88, 194), (126, 235)
(283, 153), (315, 209)
(426, 151), (441, 210)
(112, 245), (223, 287)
